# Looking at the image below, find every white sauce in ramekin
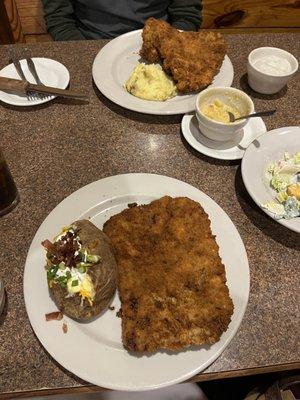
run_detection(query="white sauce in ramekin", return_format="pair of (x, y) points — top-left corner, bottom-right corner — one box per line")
(253, 55), (291, 75)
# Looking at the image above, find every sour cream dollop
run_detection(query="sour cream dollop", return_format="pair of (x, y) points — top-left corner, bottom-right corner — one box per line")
(253, 55), (291, 75)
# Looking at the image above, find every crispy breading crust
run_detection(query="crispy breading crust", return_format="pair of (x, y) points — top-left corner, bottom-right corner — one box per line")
(140, 18), (227, 93)
(103, 196), (234, 353)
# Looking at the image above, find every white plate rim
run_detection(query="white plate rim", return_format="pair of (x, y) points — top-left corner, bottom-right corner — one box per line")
(241, 126), (300, 233)
(0, 57), (70, 107)
(181, 113), (267, 160)
(92, 30), (234, 115)
(24, 173), (250, 391)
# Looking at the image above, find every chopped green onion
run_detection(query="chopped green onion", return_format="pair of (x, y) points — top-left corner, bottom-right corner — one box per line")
(76, 261), (92, 269)
(79, 248), (88, 262)
(56, 275), (68, 287)
(47, 265), (59, 281)
(71, 279), (79, 287)
(86, 254), (101, 263)
(78, 249), (100, 265)
(77, 265), (86, 273)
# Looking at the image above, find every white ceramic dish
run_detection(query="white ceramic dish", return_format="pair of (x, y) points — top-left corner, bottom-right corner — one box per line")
(24, 173), (249, 391)
(92, 30), (234, 115)
(195, 87), (254, 142)
(247, 47), (298, 94)
(241, 126), (300, 233)
(181, 113), (266, 160)
(0, 58), (70, 107)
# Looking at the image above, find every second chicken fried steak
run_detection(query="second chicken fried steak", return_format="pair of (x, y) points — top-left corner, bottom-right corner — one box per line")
(103, 196), (234, 353)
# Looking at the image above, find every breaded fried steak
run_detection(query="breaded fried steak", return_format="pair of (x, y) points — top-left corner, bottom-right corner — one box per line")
(140, 18), (227, 93)
(103, 196), (234, 353)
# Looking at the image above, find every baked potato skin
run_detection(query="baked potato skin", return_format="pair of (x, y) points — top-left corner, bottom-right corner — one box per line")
(49, 220), (117, 321)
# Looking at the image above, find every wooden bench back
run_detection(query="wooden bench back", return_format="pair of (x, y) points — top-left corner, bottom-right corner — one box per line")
(1, 0), (300, 44)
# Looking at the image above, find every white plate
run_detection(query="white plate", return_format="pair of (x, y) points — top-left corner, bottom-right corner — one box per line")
(241, 126), (300, 233)
(24, 173), (249, 391)
(181, 113), (266, 160)
(92, 30), (234, 115)
(0, 58), (70, 106)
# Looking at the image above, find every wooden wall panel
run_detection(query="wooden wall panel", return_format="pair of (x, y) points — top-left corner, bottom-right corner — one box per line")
(202, 0), (300, 29)
(2, 0), (24, 43)
(0, 1), (14, 44)
(25, 33), (52, 43)
(15, 0), (47, 35)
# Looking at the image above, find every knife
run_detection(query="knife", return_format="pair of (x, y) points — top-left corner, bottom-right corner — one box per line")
(0, 76), (89, 101)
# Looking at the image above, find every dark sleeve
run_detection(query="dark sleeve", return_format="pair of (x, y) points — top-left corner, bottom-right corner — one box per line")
(168, 0), (202, 31)
(42, 0), (85, 41)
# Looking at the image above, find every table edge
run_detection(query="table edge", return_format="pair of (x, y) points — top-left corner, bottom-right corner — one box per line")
(1, 362), (299, 399)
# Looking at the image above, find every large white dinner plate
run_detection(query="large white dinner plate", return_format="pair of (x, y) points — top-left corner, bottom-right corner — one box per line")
(0, 58), (70, 106)
(92, 30), (234, 115)
(24, 173), (249, 391)
(241, 126), (300, 233)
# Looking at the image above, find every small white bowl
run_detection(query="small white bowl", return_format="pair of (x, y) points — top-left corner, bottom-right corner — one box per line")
(247, 47), (298, 94)
(195, 87), (254, 142)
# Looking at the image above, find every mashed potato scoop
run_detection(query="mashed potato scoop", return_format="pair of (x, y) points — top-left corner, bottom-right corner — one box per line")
(125, 63), (177, 101)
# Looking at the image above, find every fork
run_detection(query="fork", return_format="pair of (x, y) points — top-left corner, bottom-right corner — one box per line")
(26, 58), (51, 100)
(10, 57), (41, 101)
(10, 57), (47, 101)
(26, 57), (53, 99)
(10, 58), (30, 100)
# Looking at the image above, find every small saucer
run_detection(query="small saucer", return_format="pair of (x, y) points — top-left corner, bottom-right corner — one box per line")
(0, 58), (70, 107)
(181, 113), (267, 160)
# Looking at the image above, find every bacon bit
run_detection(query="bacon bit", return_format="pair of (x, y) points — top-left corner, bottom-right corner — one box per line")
(41, 239), (56, 253)
(128, 202), (137, 208)
(62, 322), (68, 333)
(45, 311), (63, 321)
(42, 230), (81, 267)
(116, 308), (122, 318)
(108, 306), (115, 311)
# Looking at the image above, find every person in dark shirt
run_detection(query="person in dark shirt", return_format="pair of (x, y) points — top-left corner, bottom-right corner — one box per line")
(42, 0), (202, 41)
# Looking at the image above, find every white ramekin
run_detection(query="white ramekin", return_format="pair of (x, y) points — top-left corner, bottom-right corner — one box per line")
(195, 87), (254, 142)
(247, 47), (298, 94)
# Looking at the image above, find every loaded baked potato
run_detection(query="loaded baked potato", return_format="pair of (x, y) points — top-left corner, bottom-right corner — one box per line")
(42, 220), (117, 321)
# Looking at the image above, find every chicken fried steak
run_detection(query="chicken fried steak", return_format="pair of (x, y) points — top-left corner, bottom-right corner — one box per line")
(103, 196), (234, 353)
(140, 18), (227, 93)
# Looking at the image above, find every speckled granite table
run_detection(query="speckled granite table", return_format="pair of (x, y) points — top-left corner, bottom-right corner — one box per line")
(0, 33), (299, 398)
